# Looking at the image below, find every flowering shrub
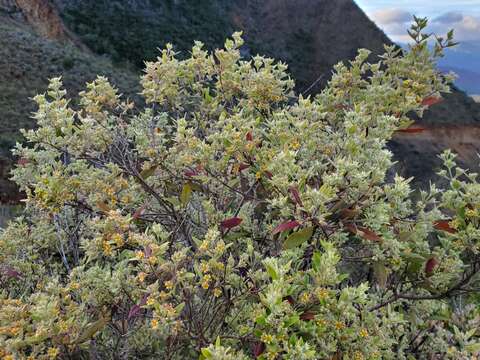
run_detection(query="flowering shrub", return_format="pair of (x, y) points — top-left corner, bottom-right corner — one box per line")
(1, 18), (480, 359)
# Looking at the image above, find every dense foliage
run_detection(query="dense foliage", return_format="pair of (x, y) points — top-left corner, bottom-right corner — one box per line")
(1, 19), (480, 359)
(60, 0), (235, 68)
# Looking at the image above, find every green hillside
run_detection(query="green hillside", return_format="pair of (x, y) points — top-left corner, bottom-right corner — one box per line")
(0, 18), (139, 201)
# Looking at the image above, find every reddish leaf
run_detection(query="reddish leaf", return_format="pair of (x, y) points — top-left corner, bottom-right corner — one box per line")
(127, 305), (142, 320)
(184, 165), (204, 177)
(252, 342), (266, 358)
(288, 186), (303, 207)
(238, 163), (250, 171)
(17, 157), (29, 166)
(264, 171), (273, 179)
(421, 96), (443, 107)
(272, 220), (301, 235)
(144, 245), (153, 258)
(434, 220), (456, 233)
(425, 257), (438, 276)
(358, 227), (383, 242)
(300, 311), (316, 321)
(334, 103), (349, 110)
(220, 217), (243, 230)
(184, 170), (196, 177)
(344, 223), (357, 234)
(356, 229), (381, 242)
(339, 208), (358, 220)
(396, 127), (426, 134)
(128, 293), (149, 320)
(246, 131), (253, 142)
(283, 295), (295, 305)
(1, 266), (22, 279)
(184, 169), (198, 177)
(345, 224), (382, 242)
(132, 205), (146, 220)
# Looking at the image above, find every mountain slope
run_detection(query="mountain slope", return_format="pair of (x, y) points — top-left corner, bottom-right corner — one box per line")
(56, 0), (480, 123)
(0, 16), (139, 202)
(56, 0), (391, 92)
(1, 0), (480, 201)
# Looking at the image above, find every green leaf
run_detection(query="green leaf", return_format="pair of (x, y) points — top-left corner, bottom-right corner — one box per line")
(140, 164), (158, 179)
(265, 263), (278, 280)
(404, 253), (425, 276)
(284, 314), (300, 327)
(373, 262), (388, 289)
(283, 227), (314, 250)
(74, 315), (109, 344)
(203, 88), (212, 103)
(165, 196), (180, 206)
(465, 343), (480, 353)
(255, 315), (267, 326)
(180, 182), (192, 206)
(312, 251), (322, 272)
(175, 302), (185, 314)
(201, 348), (212, 359)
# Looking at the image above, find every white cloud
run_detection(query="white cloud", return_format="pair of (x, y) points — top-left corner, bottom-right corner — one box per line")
(371, 8), (412, 25)
(430, 14), (480, 42)
(368, 7), (480, 43)
(434, 12), (464, 24)
(369, 8), (412, 41)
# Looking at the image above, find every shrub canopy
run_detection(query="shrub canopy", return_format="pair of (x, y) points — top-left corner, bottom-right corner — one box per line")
(1, 19), (480, 359)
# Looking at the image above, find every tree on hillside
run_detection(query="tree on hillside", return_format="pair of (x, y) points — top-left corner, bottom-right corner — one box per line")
(1, 18), (479, 359)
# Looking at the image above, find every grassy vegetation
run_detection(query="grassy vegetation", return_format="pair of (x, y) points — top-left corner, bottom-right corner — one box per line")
(0, 19), (139, 201)
(60, 0), (235, 67)
(0, 20), (139, 155)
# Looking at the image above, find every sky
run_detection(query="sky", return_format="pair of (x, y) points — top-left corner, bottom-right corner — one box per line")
(355, 0), (480, 43)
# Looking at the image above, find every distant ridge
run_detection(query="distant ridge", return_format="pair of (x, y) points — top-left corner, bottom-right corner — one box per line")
(55, 0), (480, 125)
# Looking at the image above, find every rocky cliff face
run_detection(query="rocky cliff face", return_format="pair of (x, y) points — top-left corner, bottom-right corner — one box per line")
(16, 0), (70, 40)
(0, 0), (78, 43)
(391, 125), (480, 189)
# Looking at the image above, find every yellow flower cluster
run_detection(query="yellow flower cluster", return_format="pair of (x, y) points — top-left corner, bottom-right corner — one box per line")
(353, 351), (364, 360)
(299, 292), (311, 304)
(449, 218), (461, 230)
(316, 288), (330, 300)
(465, 208), (478, 218)
(359, 328), (369, 338)
(164, 280), (174, 290)
(261, 333), (275, 344)
(202, 274), (212, 289)
(47, 347), (60, 359)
